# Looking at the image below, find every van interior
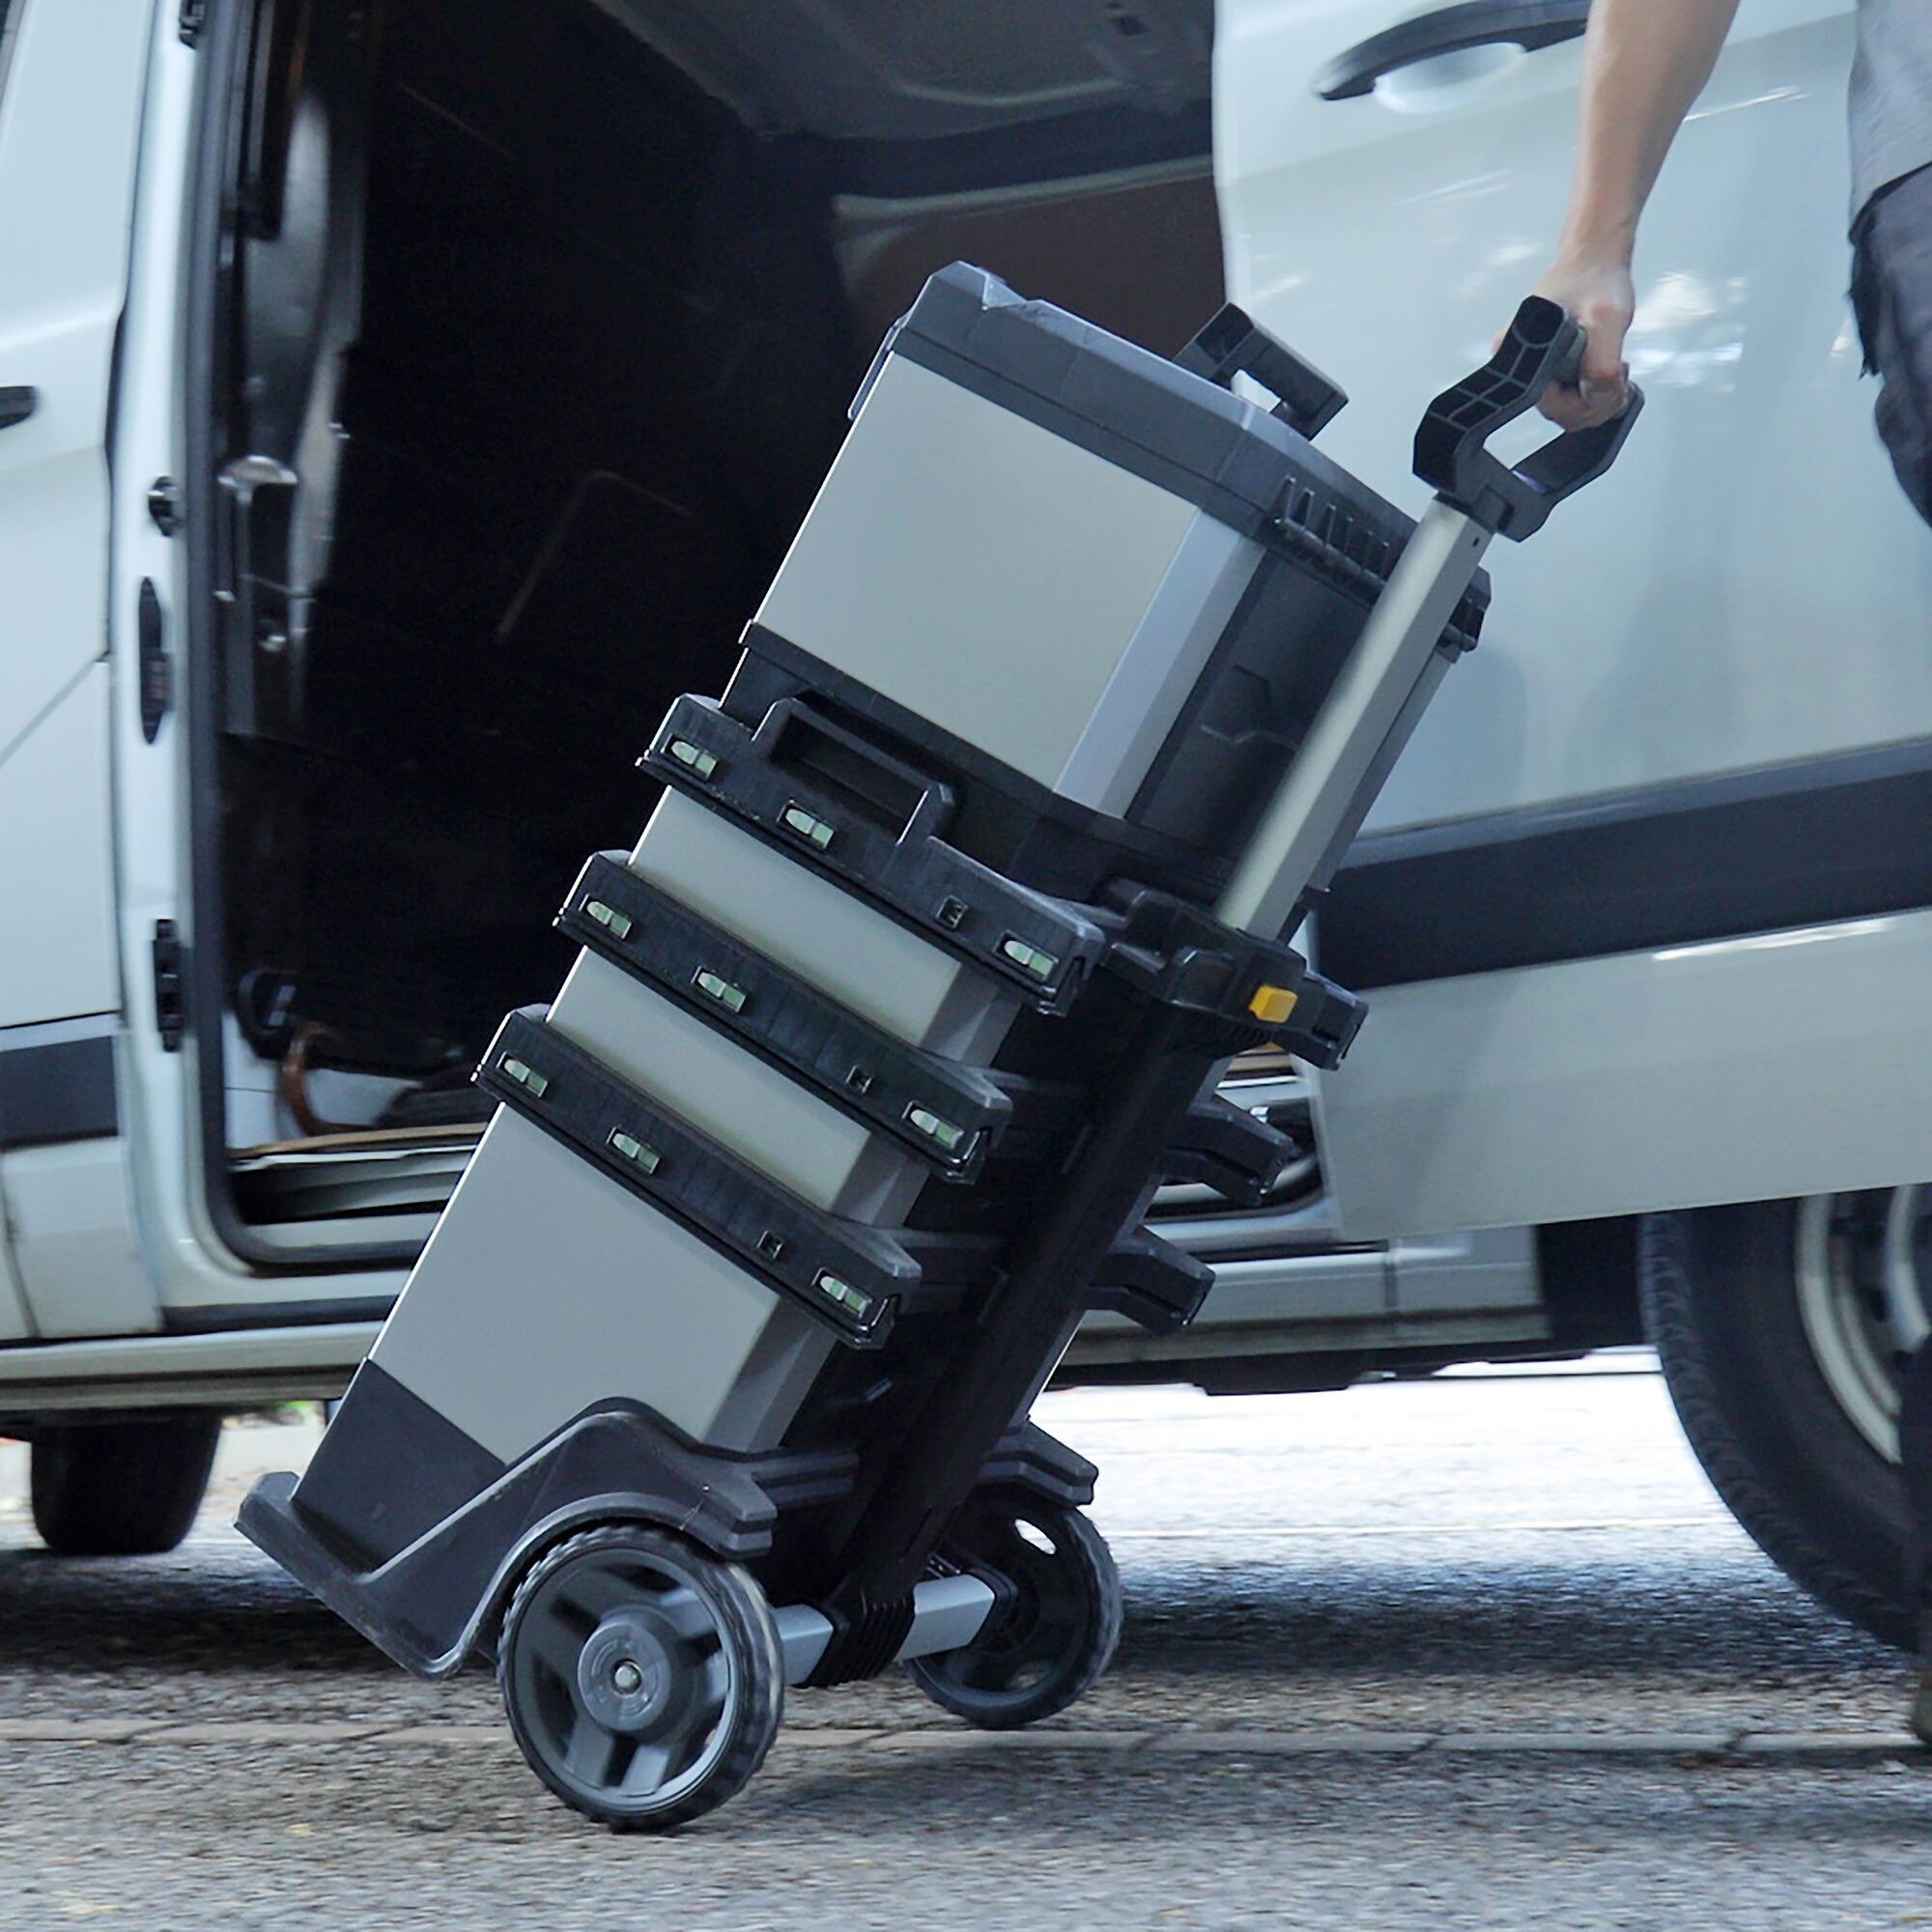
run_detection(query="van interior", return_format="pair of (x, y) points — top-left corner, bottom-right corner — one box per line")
(195, 0), (1225, 1254)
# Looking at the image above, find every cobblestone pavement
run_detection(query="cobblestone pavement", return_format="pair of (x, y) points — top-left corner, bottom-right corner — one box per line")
(0, 1364), (1924, 1929)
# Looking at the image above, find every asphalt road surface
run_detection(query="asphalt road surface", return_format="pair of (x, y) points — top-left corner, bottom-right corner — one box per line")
(1, 1362), (1926, 1930)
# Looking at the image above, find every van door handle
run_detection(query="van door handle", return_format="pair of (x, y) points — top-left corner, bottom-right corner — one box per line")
(0, 386), (37, 430)
(1314, 0), (1589, 101)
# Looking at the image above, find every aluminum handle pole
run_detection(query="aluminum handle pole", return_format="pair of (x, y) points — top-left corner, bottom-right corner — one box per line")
(1214, 500), (1492, 941)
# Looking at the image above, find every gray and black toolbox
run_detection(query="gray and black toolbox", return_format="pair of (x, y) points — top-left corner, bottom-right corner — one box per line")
(241, 267), (1638, 1830)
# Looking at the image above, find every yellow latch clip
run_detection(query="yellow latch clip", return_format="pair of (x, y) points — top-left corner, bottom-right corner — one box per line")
(1247, 983), (1298, 1027)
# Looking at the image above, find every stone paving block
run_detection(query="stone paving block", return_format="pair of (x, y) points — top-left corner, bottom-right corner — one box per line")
(952, 1729), (1152, 1749)
(864, 1729), (1007, 1752)
(1158, 1729), (1433, 1754)
(1735, 1731), (1929, 1756)
(0, 1719), (163, 1744)
(138, 1722), (388, 1745)
(864, 1728), (1151, 1752)
(368, 1725), (509, 1747)
(1433, 1731), (1735, 1755)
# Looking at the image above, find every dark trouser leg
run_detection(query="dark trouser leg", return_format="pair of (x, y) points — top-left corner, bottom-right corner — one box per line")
(1902, 1345), (1932, 1632)
(1854, 164), (1932, 528)
(1856, 165), (1932, 1735)
(1897, 1340), (1932, 1738)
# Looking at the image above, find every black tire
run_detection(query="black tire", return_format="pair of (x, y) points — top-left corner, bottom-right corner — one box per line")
(1640, 1204), (1915, 1651)
(905, 1489), (1122, 1729)
(30, 1414), (222, 1557)
(498, 1523), (782, 1832)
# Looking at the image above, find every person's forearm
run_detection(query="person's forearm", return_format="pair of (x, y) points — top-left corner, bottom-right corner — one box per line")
(1557, 0), (1743, 267)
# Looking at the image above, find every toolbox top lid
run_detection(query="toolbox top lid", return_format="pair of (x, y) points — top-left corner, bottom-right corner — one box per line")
(864, 264), (1488, 635)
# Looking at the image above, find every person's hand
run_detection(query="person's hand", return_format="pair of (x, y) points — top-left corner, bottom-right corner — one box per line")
(1517, 254), (1634, 429)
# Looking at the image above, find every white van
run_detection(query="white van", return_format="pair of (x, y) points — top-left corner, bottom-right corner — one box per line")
(0, 0), (1918, 1651)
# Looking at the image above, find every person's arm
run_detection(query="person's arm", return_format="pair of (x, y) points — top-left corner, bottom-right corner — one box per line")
(1532, 0), (1742, 428)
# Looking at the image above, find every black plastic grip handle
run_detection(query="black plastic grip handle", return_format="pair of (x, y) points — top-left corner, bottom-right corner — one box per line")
(1413, 295), (1643, 540)
(1175, 304), (1348, 440)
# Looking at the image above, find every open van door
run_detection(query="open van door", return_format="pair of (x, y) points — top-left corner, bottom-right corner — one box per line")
(1215, 0), (1932, 1237)
(0, 0), (171, 1340)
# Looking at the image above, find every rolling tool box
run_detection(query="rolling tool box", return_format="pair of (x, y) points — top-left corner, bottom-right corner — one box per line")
(242, 266), (1639, 1830)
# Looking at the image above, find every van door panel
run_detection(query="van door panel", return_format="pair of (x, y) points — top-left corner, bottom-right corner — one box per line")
(1217, 0), (1898, 827)
(0, 667), (119, 1026)
(4, 1139), (161, 1339)
(0, 0), (156, 750)
(1214, 0), (1926, 1233)
(1321, 909), (1932, 1236)
(0, 1179), (34, 1342)
(0, 0), (154, 1034)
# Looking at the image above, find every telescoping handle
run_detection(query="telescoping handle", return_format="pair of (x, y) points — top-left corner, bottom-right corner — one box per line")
(1214, 298), (1642, 941)
(1414, 294), (1644, 540)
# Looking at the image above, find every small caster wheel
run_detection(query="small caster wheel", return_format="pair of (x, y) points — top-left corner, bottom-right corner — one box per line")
(497, 1523), (782, 1831)
(905, 1488), (1122, 1729)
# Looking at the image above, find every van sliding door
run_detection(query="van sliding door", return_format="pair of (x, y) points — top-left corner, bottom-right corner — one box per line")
(1214, 0), (1932, 1236)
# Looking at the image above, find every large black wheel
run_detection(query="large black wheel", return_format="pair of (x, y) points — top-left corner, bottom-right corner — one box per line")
(1640, 1199), (1922, 1651)
(905, 1489), (1122, 1729)
(497, 1523), (783, 1832)
(30, 1414), (222, 1556)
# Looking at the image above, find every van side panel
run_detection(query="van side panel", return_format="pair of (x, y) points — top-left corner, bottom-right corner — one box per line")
(0, 666), (118, 1026)
(1317, 907), (1932, 1238)
(0, 1174), (34, 1342)
(3, 1138), (160, 1338)
(1216, 2), (1932, 1232)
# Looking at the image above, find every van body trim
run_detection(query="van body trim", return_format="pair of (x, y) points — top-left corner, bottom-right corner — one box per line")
(159, 1295), (397, 1336)
(1322, 733), (1932, 989)
(0, 1018), (119, 1149)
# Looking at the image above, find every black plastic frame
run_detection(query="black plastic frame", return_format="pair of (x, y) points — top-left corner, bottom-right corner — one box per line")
(1414, 295), (1643, 540)
(478, 1009), (931, 1347)
(241, 1407), (801, 1677)
(1159, 1092), (1293, 1207)
(732, 627), (1246, 904)
(558, 853), (1029, 1181)
(240, 1392), (1095, 1681)
(642, 696), (1116, 1012)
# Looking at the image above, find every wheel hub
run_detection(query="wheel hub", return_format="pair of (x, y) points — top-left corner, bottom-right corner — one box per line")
(577, 1613), (678, 1732)
(1796, 1188), (1932, 1463)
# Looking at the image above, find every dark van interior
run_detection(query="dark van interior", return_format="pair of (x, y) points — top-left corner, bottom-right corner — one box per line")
(195, 0), (1221, 1244)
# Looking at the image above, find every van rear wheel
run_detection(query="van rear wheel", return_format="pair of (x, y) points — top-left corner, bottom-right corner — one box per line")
(1639, 1200), (1920, 1651)
(30, 1414), (223, 1556)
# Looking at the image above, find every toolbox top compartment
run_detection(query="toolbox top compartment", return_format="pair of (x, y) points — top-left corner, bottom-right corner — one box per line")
(863, 263), (1490, 640)
(744, 264), (1492, 899)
